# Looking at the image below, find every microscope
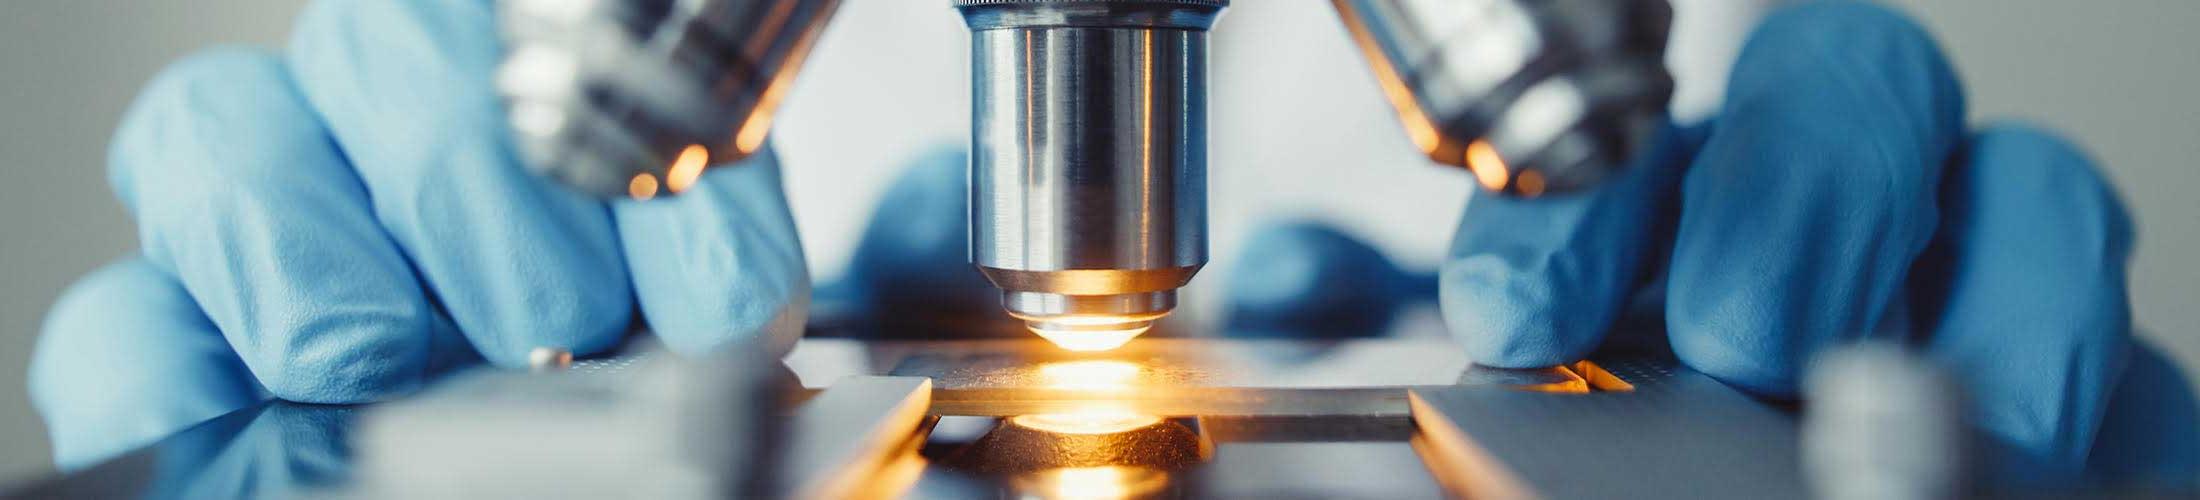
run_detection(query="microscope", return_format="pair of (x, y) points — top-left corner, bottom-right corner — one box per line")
(495, 0), (1673, 351)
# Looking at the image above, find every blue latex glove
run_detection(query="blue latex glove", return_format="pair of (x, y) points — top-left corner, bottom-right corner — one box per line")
(1226, 1), (2192, 486)
(817, 147), (1015, 337)
(1222, 221), (1432, 337)
(29, 0), (808, 470)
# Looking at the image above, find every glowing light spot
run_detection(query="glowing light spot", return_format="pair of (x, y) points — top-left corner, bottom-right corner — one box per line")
(1038, 360), (1142, 391)
(1466, 140), (1511, 191)
(666, 144), (709, 193)
(735, 108), (775, 156)
(1032, 326), (1147, 352)
(1515, 169), (1547, 197)
(1049, 467), (1130, 500)
(1013, 362), (1160, 434)
(1027, 315), (1153, 352)
(1012, 405), (1163, 435)
(1022, 466), (1169, 500)
(628, 173), (660, 200)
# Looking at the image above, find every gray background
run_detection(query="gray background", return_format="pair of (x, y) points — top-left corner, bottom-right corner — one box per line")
(2, 0), (2195, 483)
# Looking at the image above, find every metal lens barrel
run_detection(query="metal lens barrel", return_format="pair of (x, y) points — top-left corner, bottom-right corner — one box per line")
(955, 0), (1225, 349)
(1333, 0), (1672, 195)
(498, 0), (840, 198)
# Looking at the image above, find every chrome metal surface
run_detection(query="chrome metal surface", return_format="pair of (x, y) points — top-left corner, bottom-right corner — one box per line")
(958, 0), (1222, 336)
(347, 341), (792, 498)
(779, 376), (935, 499)
(1408, 361), (1808, 499)
(1333, 0), (1672, 195)
(1192, 441), (1446, 498)
(498, 0), (839, 197)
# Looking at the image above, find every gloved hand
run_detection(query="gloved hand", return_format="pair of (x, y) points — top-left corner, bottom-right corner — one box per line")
(1227, 1), (2191, 486)
(1222, 221), (1431, 337)
(816, 147), (1017, 338)
(29, 0), (808, 469)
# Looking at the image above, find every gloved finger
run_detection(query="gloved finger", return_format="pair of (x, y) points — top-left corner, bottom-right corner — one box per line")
(2085, 341), (2200, 489)
(1907, 124), (2135, 482)
(286, 0), (632, 366)
(614, 144), (809, 358)
(1665, 2), (1966, 395)
(29, 259), (263, 470)
(1438, 124), (1697, 368)
(105, 48), (445, 403)
(1222, 219), (1426, 336)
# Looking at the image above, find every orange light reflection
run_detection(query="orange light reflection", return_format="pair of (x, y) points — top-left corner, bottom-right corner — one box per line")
(1032, 326), (1147, 352)
(1335, 6), (1441, 154)
(1012, 409), (1163, 435)
(628, 173), (660, 200)
(1466, 140), (1510, 191)
(1013, 360), (1160, 434)
(665, 144), (709, 193)
(1515, 170), (1547, 197)
(1022, 466), (1169, 500)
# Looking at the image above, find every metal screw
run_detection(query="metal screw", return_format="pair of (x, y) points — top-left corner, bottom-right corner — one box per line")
(529, 347), (573, 373)
(1803, 342), (1969, 500)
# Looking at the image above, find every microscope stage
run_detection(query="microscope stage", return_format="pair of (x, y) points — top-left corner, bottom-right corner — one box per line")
(769, 336), (1803, 499)
(6, 336), (1806, 499)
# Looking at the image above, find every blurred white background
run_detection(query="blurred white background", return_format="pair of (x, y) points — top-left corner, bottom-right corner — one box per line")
(3, 0), (2195, 482)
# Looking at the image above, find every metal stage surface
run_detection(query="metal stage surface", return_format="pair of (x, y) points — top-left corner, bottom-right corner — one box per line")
(6, 337), (1809, 499)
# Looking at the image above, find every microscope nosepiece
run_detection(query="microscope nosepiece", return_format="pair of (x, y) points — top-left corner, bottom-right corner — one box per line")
(496, 0), (840, 198)
(956, 0), (1225, 350)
